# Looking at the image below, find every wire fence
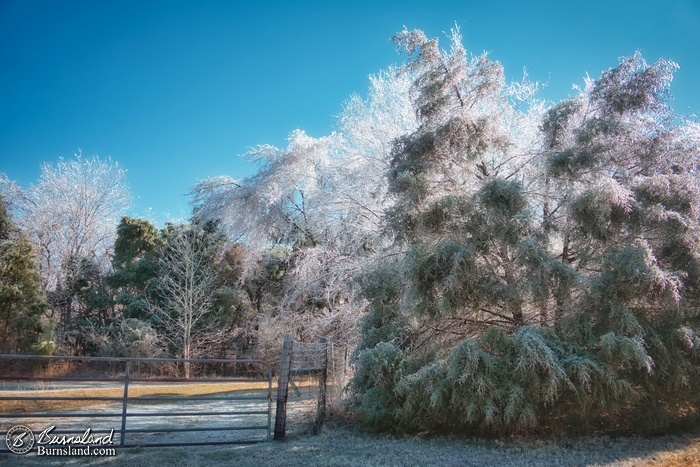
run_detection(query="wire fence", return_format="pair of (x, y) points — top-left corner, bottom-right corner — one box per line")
(280, 339), (351, 437)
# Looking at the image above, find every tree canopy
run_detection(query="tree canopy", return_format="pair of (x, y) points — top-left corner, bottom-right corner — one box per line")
(347, 28), (700, 435)
(188, 27), (700, 434)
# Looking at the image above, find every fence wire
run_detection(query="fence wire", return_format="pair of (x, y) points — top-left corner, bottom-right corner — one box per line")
(284, 341), (350, 435)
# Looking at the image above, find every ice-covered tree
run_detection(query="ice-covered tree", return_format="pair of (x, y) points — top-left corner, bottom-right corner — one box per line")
(3, 155), (131, 345)
(191, 67), (418, 343)
(22, 155), (131, 288)
(349, 29), (700, 435)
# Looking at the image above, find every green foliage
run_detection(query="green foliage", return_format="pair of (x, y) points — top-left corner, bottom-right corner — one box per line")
(0, 198), (47, 353)
(112, 216), (164, 271)
(354, 260), (408, 350)
(479, 178), (527, 218)
(107, 216), (165, 319)
(349, 29), (700, 436)
(243, 246), (289, 314)
(348, 342), (414, 431)
(55, 255), (120, 354)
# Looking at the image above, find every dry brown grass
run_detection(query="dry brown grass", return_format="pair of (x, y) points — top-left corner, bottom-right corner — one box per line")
(640, 438), (700, 466)
(0, 371), (323, 414)
(0, 380), (318, 414)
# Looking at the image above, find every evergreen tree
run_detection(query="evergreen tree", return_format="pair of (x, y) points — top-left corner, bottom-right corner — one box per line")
(349, 29), (700, 435)
(107, 216), (164, 319)
(60, 255), (117, 355)
(0, 198), (46, 354)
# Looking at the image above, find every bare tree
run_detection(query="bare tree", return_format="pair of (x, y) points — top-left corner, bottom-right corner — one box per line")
(19, 154), (131, 291)
(146, 227), (221, 378)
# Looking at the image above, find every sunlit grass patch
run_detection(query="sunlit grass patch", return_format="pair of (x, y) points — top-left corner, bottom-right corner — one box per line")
(0, 380), (305, 413)
(0, 372), (321, 414)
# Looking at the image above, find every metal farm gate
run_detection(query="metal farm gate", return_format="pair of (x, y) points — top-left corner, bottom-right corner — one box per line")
(0, 354), (273, 452)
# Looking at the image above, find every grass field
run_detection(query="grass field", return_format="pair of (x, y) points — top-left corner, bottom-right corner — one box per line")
(0, 381), (275, 413)
(2, 418), (700, 466)
(2, 382), (700, 465)
(0, 375), (322, 412)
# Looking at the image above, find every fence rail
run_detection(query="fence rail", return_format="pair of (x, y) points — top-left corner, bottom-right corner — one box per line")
(0, 354), (273, 450)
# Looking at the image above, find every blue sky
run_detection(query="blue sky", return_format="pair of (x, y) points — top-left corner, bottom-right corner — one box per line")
(1, 0), (699, 225)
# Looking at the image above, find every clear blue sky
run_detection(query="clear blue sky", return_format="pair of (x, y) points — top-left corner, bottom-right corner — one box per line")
(1, 0), (699, 225)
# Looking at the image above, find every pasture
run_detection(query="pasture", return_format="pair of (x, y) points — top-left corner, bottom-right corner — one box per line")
(3, 418), (700, 466)
(2, 354), (698, 465)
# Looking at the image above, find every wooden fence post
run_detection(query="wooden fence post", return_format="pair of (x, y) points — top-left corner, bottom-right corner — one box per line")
(313, 338), (328, 434)
(274, 333), (294, 440)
